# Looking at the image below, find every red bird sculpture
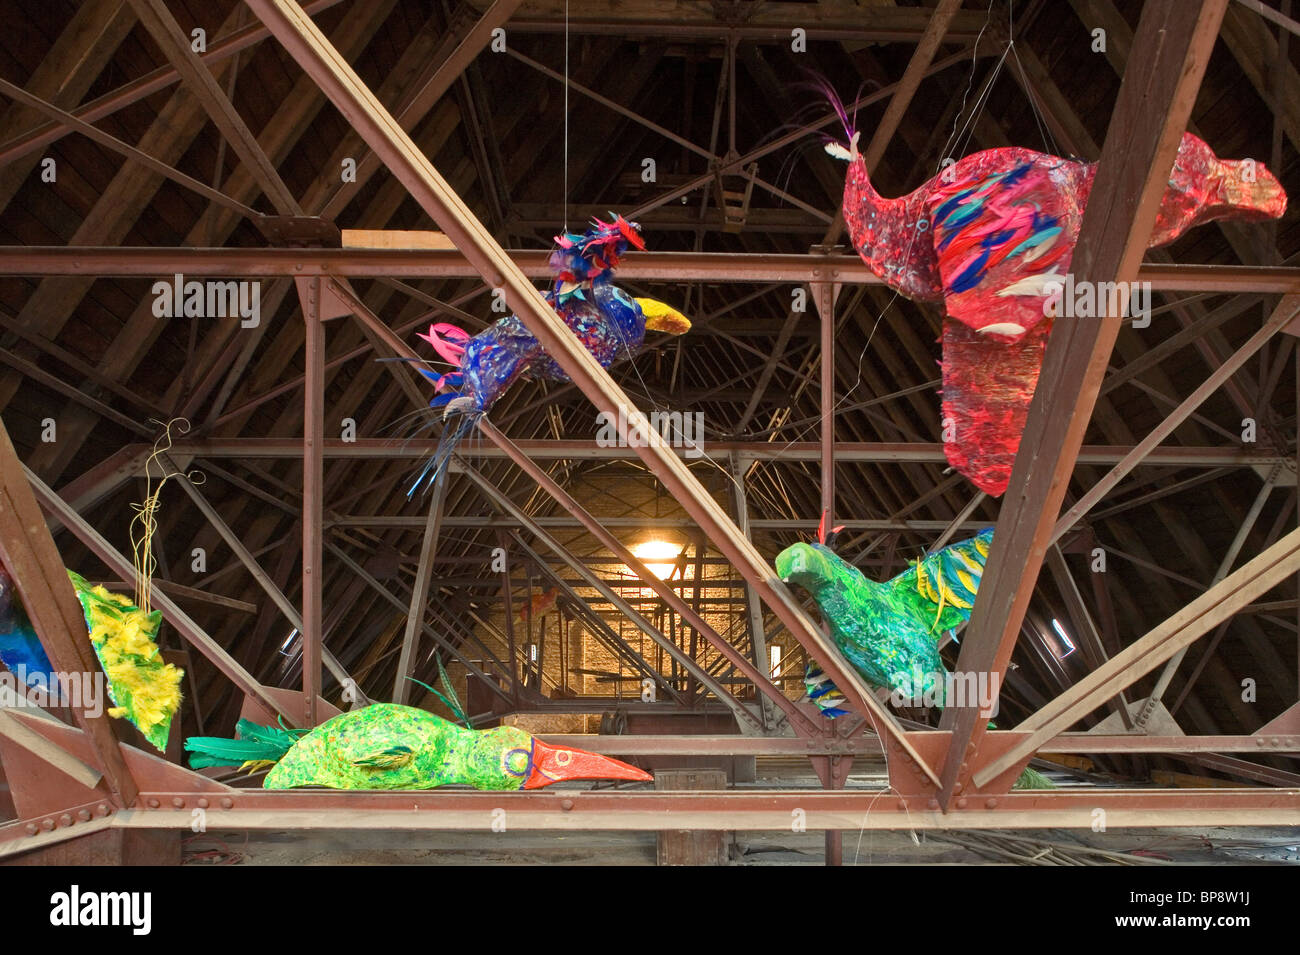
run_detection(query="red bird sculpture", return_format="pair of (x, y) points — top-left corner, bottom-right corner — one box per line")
(830, 121), (1287, 495)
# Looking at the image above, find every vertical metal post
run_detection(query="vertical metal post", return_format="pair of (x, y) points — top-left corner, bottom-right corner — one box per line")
(298, 276), (325, 727)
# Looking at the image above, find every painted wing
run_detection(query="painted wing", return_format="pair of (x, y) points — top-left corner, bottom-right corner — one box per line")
(885, 528), (993, 633)
(926, 148), (1088, 339)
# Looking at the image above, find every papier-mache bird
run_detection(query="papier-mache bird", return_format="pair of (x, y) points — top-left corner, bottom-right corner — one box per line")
(776, 517), (993, 714)
(775, 522), (1052, 788)
(406, 215), (691, 495)
(823, 89), (1287, 496)
(185, 702), (652, 791)
(0, 566), (182, 751)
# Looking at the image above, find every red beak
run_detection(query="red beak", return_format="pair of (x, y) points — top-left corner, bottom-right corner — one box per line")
(523, 739), (652, 790)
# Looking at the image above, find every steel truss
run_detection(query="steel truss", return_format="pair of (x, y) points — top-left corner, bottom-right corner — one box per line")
(0, 0), (1297, 864)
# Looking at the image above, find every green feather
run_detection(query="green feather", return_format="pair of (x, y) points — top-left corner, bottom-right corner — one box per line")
(184, 719), (301, 770)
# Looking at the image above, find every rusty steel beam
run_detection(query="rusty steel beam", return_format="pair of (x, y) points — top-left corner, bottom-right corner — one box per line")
(163, 438), (1283, 467)
(299, 277), (326, 725)
(245, 0), (937, 779)
(939, 0), (1231, 809)
(978, 525), (1300, 786)
(3, 246), (1299, 291)
(73, 786), (1300, 838)
(531, 733), (1300, 756)
(0, 425), (137, 805)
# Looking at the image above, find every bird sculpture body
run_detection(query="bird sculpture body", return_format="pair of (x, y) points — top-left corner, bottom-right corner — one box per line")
(775, 526), (993, 713)
(831, 126), (1287, 495)
(185, 702), (652, 792)
(0, 566), (182, 751)
(408, 216), (690, 495)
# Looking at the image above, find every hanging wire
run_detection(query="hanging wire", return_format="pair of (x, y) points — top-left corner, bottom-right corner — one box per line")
(129, 418), (204, 615)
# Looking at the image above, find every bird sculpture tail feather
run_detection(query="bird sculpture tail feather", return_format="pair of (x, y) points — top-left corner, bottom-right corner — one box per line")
(185, 718), (304, 772)
(804, 662), (850, 717)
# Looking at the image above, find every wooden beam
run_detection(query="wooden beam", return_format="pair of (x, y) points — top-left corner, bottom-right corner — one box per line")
(939, 0), (1231, 806)
(126, 0), (302, 214)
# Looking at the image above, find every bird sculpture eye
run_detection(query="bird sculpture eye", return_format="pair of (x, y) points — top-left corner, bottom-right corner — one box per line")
(553, 749), (572, 767)
(503, 747), (530, 777)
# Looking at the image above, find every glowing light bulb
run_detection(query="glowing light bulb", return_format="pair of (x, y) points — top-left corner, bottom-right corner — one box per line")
(631, 539), (679, 580)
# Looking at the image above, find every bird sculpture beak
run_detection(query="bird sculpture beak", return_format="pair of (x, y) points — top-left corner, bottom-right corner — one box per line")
(636, 297), (692, 336)
(523, 739), (653, 790)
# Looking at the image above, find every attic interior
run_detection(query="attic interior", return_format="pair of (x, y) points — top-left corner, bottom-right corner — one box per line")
(0, 0), (1297, 869)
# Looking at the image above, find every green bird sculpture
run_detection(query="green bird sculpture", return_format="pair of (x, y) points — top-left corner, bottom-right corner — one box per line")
(185, 703), (652, 791)
(776, 522), (1053, 788)
(775, 521), (994, 714)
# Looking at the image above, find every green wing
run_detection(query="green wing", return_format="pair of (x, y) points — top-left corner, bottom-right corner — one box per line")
(884, 528), (993, 632)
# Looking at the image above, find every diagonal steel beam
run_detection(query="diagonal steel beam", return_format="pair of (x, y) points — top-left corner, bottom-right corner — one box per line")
(977, 525), (1300, 786)
(167, 462), (356, 694)
(939, 0), (1232, 807)
(392, 478), (447, 704)
(0, 425), (136, 804)
(243, 0), (941, 779)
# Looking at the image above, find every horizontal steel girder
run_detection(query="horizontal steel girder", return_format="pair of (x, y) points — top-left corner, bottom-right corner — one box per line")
(1, 247), (1298, 291)
(79, 787), (1300, 835)
(170, 439), (1278, 467)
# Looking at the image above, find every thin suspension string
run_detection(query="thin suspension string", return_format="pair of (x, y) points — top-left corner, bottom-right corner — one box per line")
(563, 0), (569, 232)
(762, 2), (1002, 464)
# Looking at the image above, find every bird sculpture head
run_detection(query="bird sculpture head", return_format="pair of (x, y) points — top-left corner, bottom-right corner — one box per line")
(467, 724), (653, 791)
(775, 510), (848, 595)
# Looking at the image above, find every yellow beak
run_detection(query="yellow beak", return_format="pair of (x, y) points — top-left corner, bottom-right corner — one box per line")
(636, 297), (692, 336)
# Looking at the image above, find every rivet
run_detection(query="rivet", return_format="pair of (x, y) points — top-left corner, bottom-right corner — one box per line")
(221, 797), (234, 809)
(147, 798), (160, 809)
(560, 798), (574, 811)
(959, 762), (969, 773)
(172, 797), (184, 808)
(40, 818), (54, 831)
(1271, 738), (1282, 747)
(96, 804), (110, 817)
(77, 809), (91, 822)
(896, 800), (907, 811)
(956, 797), (968, 809)
(197, 798), (209, 809)
(985, 798), (998, 809)
(24, 823), (37, 835)
(1257, 737), (1267, 746)
(926, 798), (940, 810)
(58, 813), (72, 827)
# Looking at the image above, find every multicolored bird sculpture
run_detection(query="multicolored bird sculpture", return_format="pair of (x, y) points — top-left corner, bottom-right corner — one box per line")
(775, 520), (993, 714)
(827, 107), (1287, 495)
(407, 215), (691, 495)
(185, 702), (652, 792)
(776, 524), (1054, 788)
(0, 566), (182, 752)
